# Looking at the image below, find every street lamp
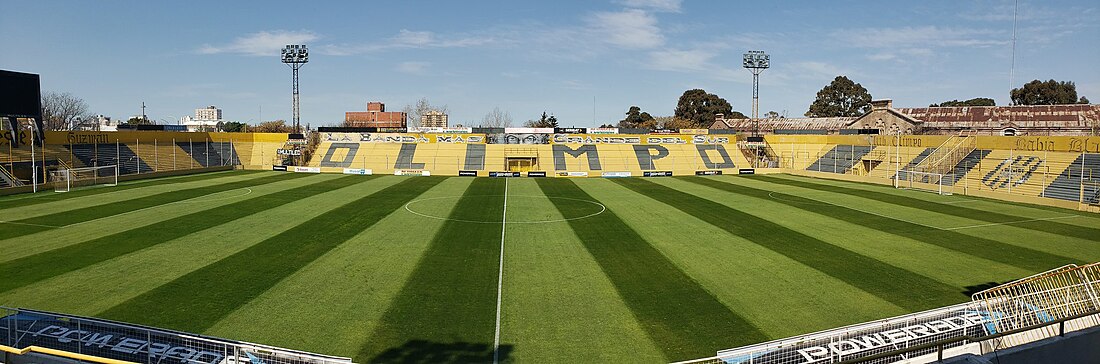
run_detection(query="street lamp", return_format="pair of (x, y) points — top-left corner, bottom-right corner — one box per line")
(280, 44), (309, 134)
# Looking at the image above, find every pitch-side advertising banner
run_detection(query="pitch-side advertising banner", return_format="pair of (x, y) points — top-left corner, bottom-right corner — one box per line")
(293, 166), (321, 173)
(342, 168), (372, 175)
(394, 169), (430, 176)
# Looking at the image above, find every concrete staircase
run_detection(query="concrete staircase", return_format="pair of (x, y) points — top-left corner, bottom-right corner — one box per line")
(1041, 153), (1100, 203)
(66, 144), (151, 175)
(805, 145), (873, 173)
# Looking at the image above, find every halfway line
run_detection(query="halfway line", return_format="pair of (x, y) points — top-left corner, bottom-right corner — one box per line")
(493, 178), (508, 364)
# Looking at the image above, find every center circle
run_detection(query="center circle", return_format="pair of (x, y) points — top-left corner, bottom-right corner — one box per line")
(404, 195), (606, 224)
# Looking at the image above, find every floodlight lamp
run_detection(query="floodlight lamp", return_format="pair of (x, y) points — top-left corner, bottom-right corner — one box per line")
(742, 51), (769, 69)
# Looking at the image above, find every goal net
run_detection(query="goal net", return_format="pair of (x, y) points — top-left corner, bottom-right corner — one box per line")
(896, 170), (953, 195)
(51, 165), (118, 192)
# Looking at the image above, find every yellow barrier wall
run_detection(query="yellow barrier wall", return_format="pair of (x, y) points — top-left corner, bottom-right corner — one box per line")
(307, 133), (753, 176)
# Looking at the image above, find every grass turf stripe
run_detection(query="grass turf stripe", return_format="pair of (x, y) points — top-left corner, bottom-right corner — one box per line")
(757, 175), (1100, 241)
(537, 178), (768, 361)
(613, 178), (963, 311)
(685, 177), (1079, 271)
(356, 178), (506, 363)
(0, 172), (305, 241)
(0, 170), (256, 210)
(0, 175), (372, 295)
(99, 176), (445, 332)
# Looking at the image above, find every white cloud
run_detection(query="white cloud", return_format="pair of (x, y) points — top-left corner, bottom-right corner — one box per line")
(618, 0), (682, 12)
(313, 29), (499, 56)
(396, 61), (430, 75)
(646, 49), (715, 72)
(587, 9), (664, 49)
(833, 26), (1007, 48)
(198, 30), (319, 56)
(393, 30), (434, 47)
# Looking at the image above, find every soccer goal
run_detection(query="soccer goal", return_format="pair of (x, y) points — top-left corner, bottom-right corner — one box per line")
(896, 170), (953, 195)
(51, 165), (119, 192)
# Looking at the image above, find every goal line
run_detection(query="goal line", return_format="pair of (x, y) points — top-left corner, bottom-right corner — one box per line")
(51, 165), (119, 193)
(896, 170), (953, 195)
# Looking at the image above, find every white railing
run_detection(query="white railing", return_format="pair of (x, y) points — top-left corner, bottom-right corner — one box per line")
(1, 307), (353, 364)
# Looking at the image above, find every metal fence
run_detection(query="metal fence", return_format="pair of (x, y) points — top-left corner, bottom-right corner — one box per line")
(788, 141), (1099, 204)
(1, 139), (239, 187)
(674, 262), (1100, 364)
(0, 307), (351, 364)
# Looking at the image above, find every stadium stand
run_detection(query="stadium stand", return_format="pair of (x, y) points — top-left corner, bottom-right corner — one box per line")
(65, 144), (152, 175)
(1042, 153), (1100, 202)
(805, 145), (873, 173)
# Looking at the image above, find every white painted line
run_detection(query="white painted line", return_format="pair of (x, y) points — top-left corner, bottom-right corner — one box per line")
(64, 188), (254, 228)
(941, 200), (980, 204)
(942, 215), (1081, 231)
(0, 220), (61, 228)
(493, 178), (508, 364)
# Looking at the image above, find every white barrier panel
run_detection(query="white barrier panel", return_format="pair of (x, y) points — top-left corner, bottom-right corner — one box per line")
(555, 171), (588, 177)
(293, 166), (321, 173)
(602, 171), (632, 178)
(343, 168), (372, 175)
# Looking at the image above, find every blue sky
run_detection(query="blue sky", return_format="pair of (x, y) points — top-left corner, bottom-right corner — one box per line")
(1, 0), (1097, 127)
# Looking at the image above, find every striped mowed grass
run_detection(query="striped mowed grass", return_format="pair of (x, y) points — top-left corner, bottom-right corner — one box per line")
(1, 171), (1098, 363)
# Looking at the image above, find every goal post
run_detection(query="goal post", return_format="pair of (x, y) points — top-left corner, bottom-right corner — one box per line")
(897, 170), (953, 195)
(51, 165), (119, 193)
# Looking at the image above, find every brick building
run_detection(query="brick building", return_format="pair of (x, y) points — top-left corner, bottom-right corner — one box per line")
(345, 101), (407, 128)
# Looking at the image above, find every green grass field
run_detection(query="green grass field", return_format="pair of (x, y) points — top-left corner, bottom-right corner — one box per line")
(2, 170), (1099, 363)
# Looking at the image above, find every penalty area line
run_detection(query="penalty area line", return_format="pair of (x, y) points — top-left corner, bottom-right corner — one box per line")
(493, 178), (507, 364)
(941, 215), (1081, 230)
(0, 220), (62, 228)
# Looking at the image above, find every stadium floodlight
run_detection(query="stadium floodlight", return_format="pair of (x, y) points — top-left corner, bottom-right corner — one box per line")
(743, 50), (769, 167)
(742, 51), (769, 135)
(281, 44), (309, 135)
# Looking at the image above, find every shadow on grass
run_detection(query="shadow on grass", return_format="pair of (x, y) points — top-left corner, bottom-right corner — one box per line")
(963, 281), (1007, 297)
(367, 340), (513, 364)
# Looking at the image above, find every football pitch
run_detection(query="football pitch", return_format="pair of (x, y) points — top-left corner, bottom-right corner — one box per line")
(2, 170), (1099, 363)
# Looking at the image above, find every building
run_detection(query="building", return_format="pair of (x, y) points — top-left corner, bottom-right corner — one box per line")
(711, 99), (1100, 136)
(421, 110), (448, 128)
(345, 101), (407, 128)
(195, 106), (222, 121)
(177, 105), (224, 132)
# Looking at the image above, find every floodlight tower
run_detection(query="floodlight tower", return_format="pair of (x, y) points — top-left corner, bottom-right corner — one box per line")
(281, 44), (309, 133)
(742, 51), (769, 137)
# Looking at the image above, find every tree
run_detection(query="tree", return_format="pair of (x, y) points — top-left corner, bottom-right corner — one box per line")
(619, 106), (657, 130)
(805, 76), (873, 117)
(1010, 79), (1090, 105)
(481, 107), (513, 128)
(930, 98), (996, 107)
(251, 120), (294, 133)
(655, 116), (695, 130)
(524, 111), (558, 128)
(674, 89), (744, 128)
(40, 91), (93, 130)
(598, 123), (616, 128)
(124, 116), (152, 125)
(402, 97), (448, 128)
(222, 121), (249, 132)
(765, 111), (781, 119)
